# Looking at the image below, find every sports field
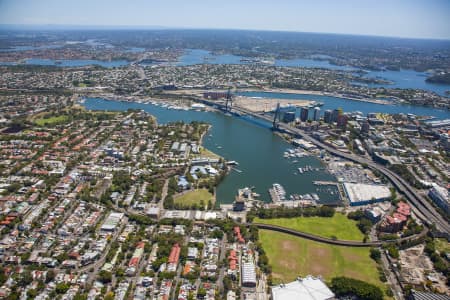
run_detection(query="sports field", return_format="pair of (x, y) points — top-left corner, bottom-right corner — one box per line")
(254, 213), (364, 241)
(35, 115), (69, 126)
(259, 230), (382, 287)
(174, 189), (214, 208)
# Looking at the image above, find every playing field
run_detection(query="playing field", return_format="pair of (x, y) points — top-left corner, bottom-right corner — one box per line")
(35, 115), (69, 126)
(174, 189), (214, 207)
(254, 213), (364, 241)
(259, 230), (382, 287)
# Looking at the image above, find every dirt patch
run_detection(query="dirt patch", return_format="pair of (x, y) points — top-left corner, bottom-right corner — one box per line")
(313, 247), (328, 257)
(234, 96), (313, 112)
(341, 249), (361, 262)
(281, 240), (297, 251)
(308, 245), (332, 276)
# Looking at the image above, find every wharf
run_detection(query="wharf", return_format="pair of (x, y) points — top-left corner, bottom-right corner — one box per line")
(313, 181), (338, 186)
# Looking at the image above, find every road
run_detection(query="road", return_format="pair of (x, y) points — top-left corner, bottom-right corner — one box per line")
(199, 99), (449, 234)
(216, 234), (228, 293)
(246, 223), (427, 247)
(380, 251), (404, 300)
(78, 216), (128, 285)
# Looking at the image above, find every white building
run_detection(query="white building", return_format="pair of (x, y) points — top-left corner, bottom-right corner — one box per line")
(272, 276), (335, 300)
(100, 212), (124, 232)
(241, 262), (257, 287)
(428, 184), (449, 213)
(343, 183), (391, 206)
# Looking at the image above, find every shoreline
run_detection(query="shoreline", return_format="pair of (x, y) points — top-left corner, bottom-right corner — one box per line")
(163, 87), (392, 105)
(238, 87), (392, 105)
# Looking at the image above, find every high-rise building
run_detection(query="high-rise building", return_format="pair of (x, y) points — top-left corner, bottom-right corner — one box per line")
(331, 109), (340, 123)
(300, 107), (309, 122)
(324, 110), (332, 123)
(337, 114), (349, 129)
(361, 119), (370, 133)
(282, 111), (296, 123)
(313, 107), (321, 121)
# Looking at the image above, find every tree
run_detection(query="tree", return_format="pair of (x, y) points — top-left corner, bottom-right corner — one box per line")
(386, 245), (399, 259)
(55, 282), (70, 294)
(209, 229), (223, 239)
(0, 267), (7, 286)
(73, 293), (88, 300)
(197, 287), (206, 299)
(98, 270), (112, 284)
(104, 292), (115, 300)
(330, 276), (383, 300)
(27, 289), (38, 299)
(370, 248), (381, 262)
(45, 269), (55, 283)
(18, 271), (33, 287)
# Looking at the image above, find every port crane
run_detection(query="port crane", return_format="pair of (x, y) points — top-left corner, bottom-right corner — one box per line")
(272, 102), (281, 129)
(225, 88), (233, 112)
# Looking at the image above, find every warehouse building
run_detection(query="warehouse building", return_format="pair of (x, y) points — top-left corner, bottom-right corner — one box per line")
(343, 183), (391, 206)
(428, 184), (449, 214)
(272, 276), (335, 300)
(241, 262), (257, 287)
(100, 212), (124, 232)
(409, 290), (450, 300)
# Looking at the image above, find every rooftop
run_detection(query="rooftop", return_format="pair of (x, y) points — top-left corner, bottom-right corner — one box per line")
(343, 182), (391, 203)
(271, 276), (334, 300)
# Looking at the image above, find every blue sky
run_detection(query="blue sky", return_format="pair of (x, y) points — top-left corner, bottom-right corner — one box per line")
(1, 0), (449, 39)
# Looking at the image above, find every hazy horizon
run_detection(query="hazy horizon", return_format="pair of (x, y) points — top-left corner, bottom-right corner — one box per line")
(1, 0), (449, 40)
(1, 24), (450, 42)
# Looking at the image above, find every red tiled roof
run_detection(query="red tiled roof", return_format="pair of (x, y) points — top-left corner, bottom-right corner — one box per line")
(168, 243), (181, 264)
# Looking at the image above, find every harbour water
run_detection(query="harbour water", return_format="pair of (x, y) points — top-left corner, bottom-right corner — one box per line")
(177, 49), (247, 66)
(83, 98), (340, 204)
(176, 49), (449, 96)
(1, 46), (448, 95)
(361, 69), (450, 97)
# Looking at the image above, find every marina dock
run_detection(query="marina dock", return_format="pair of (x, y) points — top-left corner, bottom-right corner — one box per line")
(313, 181), (338, 186)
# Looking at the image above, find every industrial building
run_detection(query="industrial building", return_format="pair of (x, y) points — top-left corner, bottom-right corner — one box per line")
(100, 212), (124, 232)
(241, 262), (257, 287)
(292, 139), (316, 151)
(364, 206), (385, 222)
(409, 290), (450, 300)
(271, 276), (335, 300)
(343, 183), (391, 206)
(428, 184), (449, 214)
